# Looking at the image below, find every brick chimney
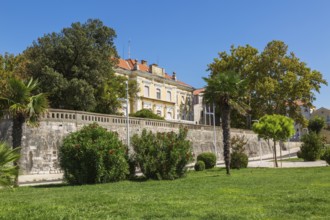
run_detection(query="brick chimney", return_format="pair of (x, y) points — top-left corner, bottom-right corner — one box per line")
(141, 60), (147, 66)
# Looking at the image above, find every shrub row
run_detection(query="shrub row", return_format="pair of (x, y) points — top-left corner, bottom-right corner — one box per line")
(59, 124), (193, 184)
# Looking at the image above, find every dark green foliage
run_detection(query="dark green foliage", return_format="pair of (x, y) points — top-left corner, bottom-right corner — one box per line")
(296, 150), (302, 158)
(23, 19), (139, 114)
(127, 155), (137, 179)
(322, 148), (330, 165)
(308, 116), (325, 134)
(230, 152), (248, 169)
(59, 123), (128, 185)
(230, 135), (249, 169)
(196, 152), (216, 169)
(131, 127), (192, 180)
(194, 160), (205, 171)
(130, 109), (164, 120)
(300, 132), (323, 161)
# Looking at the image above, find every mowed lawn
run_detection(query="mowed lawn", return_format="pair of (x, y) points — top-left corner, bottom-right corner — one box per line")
(1, 167), (330, 219)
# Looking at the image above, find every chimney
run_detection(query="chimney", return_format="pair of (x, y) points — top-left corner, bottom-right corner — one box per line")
(133, 61), (139, 70)
(172, 72), (177, 81)
(141, 60), (147, 66)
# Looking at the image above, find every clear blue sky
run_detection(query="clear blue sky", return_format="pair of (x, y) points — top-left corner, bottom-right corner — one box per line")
(1, 0), (329, 109)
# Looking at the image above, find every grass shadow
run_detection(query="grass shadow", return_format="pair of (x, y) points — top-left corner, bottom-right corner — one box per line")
(32, 183), (69, 188)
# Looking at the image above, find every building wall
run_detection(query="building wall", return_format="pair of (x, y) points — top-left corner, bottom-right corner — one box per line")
(312, 107), (330, 127)
(0, 109), (300, 175)
(114, 61), (194, 121)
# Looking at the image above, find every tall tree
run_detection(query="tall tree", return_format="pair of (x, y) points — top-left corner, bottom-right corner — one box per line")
(252, 114), (295, 167)
(203, 71), (249, 175)
(209, 41), (327, 128)
(0, 53), (28, 90)
(23, 19), (138, 114)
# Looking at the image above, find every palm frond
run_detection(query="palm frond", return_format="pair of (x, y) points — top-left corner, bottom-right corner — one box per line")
(0, 142), (21, 188)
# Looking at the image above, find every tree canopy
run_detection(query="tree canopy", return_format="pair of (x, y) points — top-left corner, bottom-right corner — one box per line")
(252, 114), (295, 167)
(203, 71), (249, 175)
(308, 116), (325, 134)
(209, 41), (328, 128)
(23, 19), (138, 114)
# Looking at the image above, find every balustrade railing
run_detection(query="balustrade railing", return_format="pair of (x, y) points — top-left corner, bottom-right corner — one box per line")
(40, 109), (224, 131)
(1, 108), (253, 133)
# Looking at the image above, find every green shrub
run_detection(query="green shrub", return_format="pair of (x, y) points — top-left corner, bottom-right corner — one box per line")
(230, 152), (248, 169)
(194, 160), (205, 171)
(130, 109), (164, 120)
(0, 142), (20, 188)
(197, 152), (216, 169)
(131, 127), (192, 180)
(59, 123), (129, 185)
(296, 150), (302, 159)
(127, 155), (137, 179)
(322, 148), (330, 165)
(300, 132), (323, 161)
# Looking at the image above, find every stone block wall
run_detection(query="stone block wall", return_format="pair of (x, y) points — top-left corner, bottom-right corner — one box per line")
(0, 109), (298, 175)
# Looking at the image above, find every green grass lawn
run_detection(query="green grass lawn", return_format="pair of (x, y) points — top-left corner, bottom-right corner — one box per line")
(1, 167), (330, 219)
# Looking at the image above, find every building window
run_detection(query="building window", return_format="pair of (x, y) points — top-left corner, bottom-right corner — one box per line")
(144, 86), (150, 97)
(181, 96), (185, 104)
(167, 91), (171, 101)
(156, 88), (161, 99)
(167, 112), (172, 119)
(157, 110), (162, 116)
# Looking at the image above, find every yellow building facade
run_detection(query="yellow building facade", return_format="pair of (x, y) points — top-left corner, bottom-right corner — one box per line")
(114, 59), (194, 122)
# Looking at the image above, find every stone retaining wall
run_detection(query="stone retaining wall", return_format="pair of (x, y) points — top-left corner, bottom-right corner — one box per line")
(0, 109), (300, 174)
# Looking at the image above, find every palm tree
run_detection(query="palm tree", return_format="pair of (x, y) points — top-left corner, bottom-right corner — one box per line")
(203, 71), (249, 175)
(0, 142), (20, 188)
(0, 77), (49, 150)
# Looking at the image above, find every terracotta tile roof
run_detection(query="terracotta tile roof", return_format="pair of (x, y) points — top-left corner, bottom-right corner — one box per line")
(116, 58), (193, 88)
(117, 59), (130, 70)
(117, 59), (149, 72)
(193, 88), (205, 95)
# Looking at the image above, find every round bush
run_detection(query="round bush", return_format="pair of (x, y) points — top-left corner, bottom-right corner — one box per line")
(132, 128), (193, 180)
(197, 152), (216, 169)
(322, 148), (330, 165)
(300, 132), (323, 161)
(194, 160), (205, 171)
(230, 152), (248, 169)
(59, 123), (129, 185)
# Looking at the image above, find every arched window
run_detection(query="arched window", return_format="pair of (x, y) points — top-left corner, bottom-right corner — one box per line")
(156, 88), (161, 99)
(144, 86), (150, 97)
(167, 91), (171, 101)
(166, 112), (172, 119)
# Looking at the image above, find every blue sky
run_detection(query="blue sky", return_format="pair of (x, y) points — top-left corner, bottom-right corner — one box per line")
(1, 0), (329, 109)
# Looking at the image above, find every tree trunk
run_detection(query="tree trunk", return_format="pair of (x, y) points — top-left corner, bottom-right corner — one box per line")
(221, 103), (231, 175)
(273, 140), (278, 167)
(12, 113), (25, 149)
(12, 113), (24, 187)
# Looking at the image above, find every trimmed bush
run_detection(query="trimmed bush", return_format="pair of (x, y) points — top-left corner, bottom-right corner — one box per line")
(322, 148), (330, 165)
(131, 127), (192, 180)
(59, 123), (129, 185)
(230, 152), (248, 169)
(197, 152), (216, 169)
(130, 109), (164, 120)
(194, 160), (205, 171)
(300, 132), (323, 161)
